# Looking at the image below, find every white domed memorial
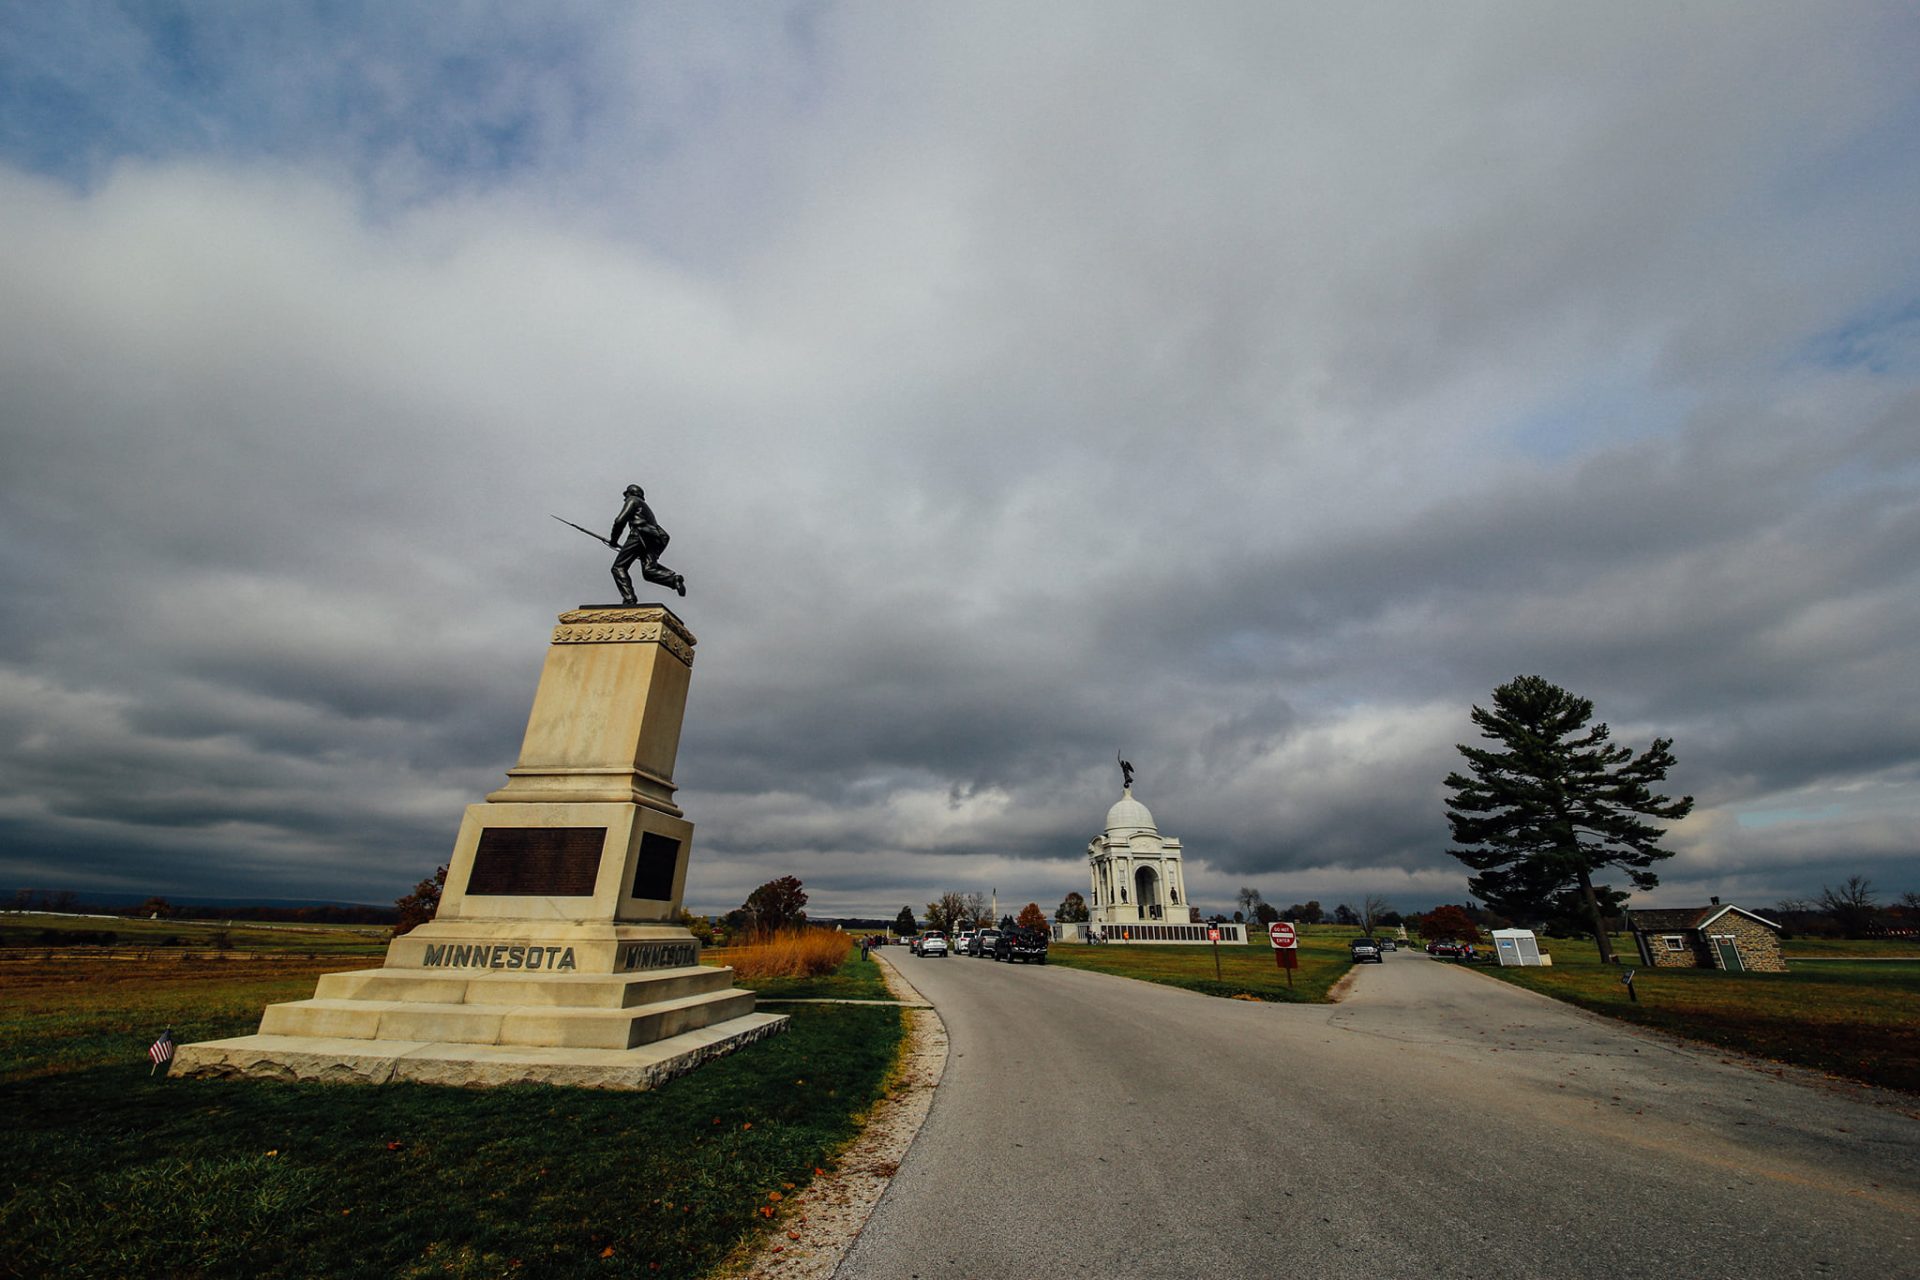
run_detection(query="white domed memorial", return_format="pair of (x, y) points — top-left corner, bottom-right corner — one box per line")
(1068, 759), (1245, 944)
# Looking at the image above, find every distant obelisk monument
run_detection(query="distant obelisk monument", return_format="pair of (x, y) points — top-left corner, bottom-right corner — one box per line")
(175, 484), (784, 1088)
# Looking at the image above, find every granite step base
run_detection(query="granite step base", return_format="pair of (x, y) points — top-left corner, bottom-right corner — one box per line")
(171, 1011), (788, 1091)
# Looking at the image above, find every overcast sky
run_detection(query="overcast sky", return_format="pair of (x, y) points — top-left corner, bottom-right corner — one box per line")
(2, 3), (1916, 921)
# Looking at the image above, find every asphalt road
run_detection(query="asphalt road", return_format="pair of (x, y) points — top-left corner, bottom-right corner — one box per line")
(839, 945), (1920, 1279)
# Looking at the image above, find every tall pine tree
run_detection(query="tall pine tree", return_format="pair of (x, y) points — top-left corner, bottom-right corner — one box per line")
(1444, 675), (1693, 962)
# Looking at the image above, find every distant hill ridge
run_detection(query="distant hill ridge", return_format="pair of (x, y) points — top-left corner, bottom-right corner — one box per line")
(9, 889), (396, 924)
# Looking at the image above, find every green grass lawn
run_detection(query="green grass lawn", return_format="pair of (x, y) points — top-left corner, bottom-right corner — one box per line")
(0, 954), (903, 1279)
(1045, 935), (1351, 1002)
(1781, 936), (1920, 960)
(1471, 946), (1920, 1094)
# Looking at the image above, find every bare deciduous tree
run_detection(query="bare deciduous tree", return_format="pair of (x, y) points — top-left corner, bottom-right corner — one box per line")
(1818, 876), (1880, 939)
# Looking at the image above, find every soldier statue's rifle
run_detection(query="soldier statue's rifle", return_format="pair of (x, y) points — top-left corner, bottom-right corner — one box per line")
(551, 514), (615, 548)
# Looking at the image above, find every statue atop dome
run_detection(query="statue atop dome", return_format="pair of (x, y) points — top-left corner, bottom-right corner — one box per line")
(1117, 750), (1134, 790)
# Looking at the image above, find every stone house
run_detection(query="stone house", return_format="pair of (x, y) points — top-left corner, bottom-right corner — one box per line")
(1626, 900), (1787, 972)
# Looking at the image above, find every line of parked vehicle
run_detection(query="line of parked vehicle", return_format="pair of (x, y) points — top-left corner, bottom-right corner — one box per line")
(1349, 935), (1480, 961)
(898, 928), (1460, 966)
(906, 926), (1050, 964)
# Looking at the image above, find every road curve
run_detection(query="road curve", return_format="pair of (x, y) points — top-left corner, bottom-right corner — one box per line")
(841, 946), (1918, 1279)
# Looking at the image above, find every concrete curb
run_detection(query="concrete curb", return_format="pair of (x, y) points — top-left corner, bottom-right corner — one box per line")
(753, 997), (933, 1008)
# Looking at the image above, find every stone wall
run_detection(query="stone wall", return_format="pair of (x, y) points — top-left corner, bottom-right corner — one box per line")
(1707, 911), (1788, 972)
(1641, 929), (1711, 968)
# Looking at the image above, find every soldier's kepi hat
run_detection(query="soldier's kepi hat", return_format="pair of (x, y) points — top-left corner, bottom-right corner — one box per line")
(623, 484), (643, 496)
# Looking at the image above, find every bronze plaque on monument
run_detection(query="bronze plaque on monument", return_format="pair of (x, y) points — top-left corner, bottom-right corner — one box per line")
(631, 832), (681, 900)
(466, 827), (606, 896)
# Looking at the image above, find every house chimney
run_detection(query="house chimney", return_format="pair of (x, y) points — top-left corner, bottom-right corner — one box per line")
(1710, 895), (1721, 905)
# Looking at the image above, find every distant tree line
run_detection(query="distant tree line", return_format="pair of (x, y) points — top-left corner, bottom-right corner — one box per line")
(1771, 878), (1919, 940)
(1389, 882), (1919, 944)
(1213, 888), (1406, 932)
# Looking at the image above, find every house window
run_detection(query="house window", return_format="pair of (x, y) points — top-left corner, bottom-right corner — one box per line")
(1662, 936), (1687, 952)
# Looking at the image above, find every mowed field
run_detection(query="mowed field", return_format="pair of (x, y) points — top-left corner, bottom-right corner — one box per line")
(1467, 937), (1920, 1094)
(1043, 931), (1353, 1002)
(0, 941), (903, 1279)
(1, 911), (393, 954)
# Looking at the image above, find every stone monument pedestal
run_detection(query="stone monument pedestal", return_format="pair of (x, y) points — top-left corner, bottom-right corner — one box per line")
(174, 604), (785, 1090)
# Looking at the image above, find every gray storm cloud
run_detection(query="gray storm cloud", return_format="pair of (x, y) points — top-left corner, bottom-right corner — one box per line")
(1, 3), (1916, 917)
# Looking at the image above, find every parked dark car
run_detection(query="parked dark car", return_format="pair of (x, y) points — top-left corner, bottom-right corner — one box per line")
(991, 926), (1050, 964)
(1350, 937), (1383, 963)
(1426, 939), (1471, 958)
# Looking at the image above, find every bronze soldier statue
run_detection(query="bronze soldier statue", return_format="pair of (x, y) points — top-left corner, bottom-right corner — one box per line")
(609, 484), (686, 603)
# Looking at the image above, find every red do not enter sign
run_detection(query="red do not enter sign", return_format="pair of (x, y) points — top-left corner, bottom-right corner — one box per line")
(1268, 922), (1298, 949)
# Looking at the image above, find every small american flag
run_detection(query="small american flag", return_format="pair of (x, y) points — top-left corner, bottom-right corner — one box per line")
(149, 1028), (174, 1074)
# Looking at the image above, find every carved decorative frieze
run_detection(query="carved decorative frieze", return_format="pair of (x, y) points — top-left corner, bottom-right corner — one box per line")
(551, 608), (696, 664)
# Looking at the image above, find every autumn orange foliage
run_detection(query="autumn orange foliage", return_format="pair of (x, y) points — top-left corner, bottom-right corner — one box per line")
(715, 927), (851, 979)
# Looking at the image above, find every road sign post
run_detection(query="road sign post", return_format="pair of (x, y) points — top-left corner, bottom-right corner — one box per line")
(1208, 926), (1222, 980)
(1269, 921), (1298, 988)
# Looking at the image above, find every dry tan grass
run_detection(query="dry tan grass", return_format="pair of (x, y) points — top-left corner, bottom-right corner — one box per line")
(710, 928), (853, 979)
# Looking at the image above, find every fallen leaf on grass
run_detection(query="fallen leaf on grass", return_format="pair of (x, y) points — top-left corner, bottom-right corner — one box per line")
(600, 1246), (615, 1258)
